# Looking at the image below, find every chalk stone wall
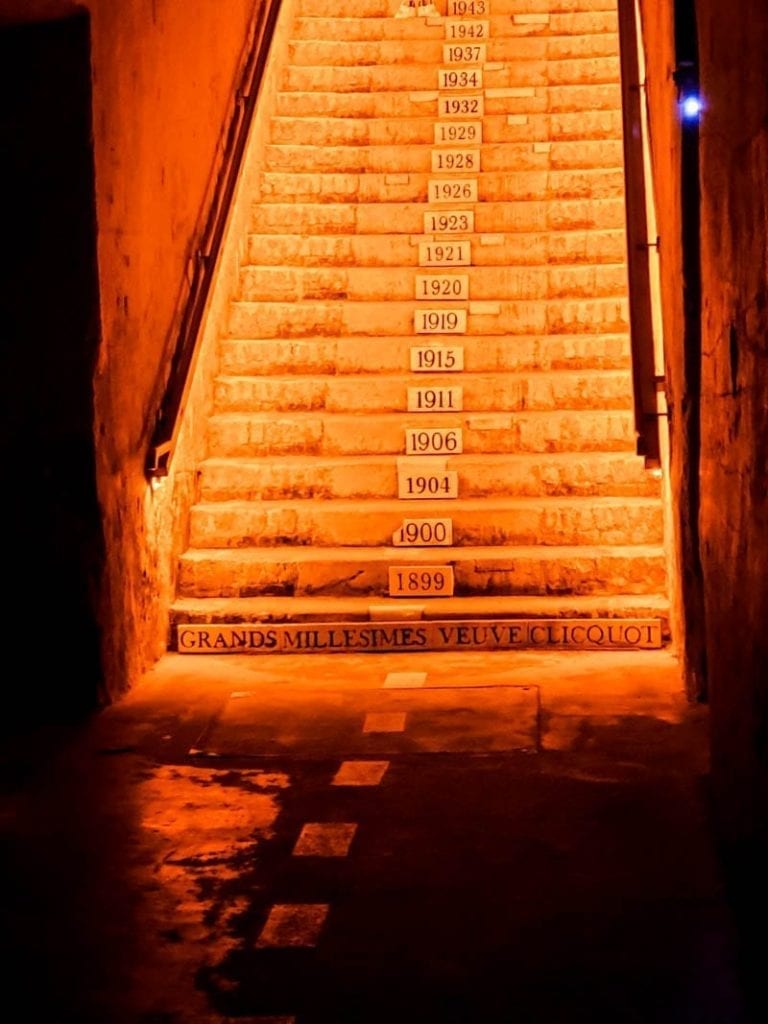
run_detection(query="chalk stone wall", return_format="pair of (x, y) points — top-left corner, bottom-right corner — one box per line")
(3, 0), (262, 701)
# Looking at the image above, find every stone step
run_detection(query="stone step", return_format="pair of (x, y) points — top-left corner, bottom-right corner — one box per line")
(225, 297), (628, 339)
(274, 83), (621, 117)
(286, 34), (618, 67)
(171, 592), (669, 629)
(291, 12), (619, 43)
(269, 110), (622, 146)
(257, 168), (625, 204)
(295, 0), (619, 20)
(207, 408), (636, 457)
(188, 494), (663, 548)
(256, 168), (626, 206)
(219, 333), (630, 375)
(176, 543), (667, 600)
(213, 369), (633, 415)
(249, 228), (626, 268)
(197, 452), (660, 502)
(281, 57), (620, 93)
(238, 263), (627, 302)
(262, 140), (623, 174)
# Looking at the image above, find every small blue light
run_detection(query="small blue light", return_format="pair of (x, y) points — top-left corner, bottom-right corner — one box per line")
(681, 94), (703, 121)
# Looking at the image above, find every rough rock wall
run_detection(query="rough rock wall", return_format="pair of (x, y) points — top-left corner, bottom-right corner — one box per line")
(641, 0), (767, 858)
(696, 0), (768, 851)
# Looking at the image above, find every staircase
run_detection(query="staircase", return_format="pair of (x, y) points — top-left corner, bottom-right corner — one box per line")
(171, 0), (669, 656)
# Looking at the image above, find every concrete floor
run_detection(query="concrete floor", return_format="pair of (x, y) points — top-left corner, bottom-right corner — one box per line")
(0, 648), (755, 1022)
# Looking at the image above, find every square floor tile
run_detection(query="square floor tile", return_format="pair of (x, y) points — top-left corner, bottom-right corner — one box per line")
(383, 671), (427, 689)
(293, 822), (357, 857)
(332, 761), (390, 786)
(255, 904), (329, 948)
(363, 712), (407, 733)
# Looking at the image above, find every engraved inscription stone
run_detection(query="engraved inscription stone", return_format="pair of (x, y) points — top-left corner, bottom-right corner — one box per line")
(418, 239), (471, 265)
(388, 565), (455, 598)
(431, 149), (480, 173)
(427, 179), (478, 203)
(176, 619), (666, 655)
(438, 95), (484, 118)
(410, 345), (465, 371)
(407, 385), (463, 411)
(434, 121), (482, 144)
(392, 518), (454, 547)
(405, 427), (463, 454)
(416, 274), (469, 300)
(414, 308), (468, 334)
(438, 68), (483, 90)
(443, 43), (487, 64)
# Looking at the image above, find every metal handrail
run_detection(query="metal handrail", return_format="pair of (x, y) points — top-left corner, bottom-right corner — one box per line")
(146, 0), (283, 478)
(616, 0), (662, 467)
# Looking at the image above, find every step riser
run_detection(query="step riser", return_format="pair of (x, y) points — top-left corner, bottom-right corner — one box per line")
(198, 456), (660, 503)
(287, 35), (619, 67)
(296, 0), (619, 17)
(219, 334), (630, 375)
(177, 553), (667, 601)
(258, 170), (625, 204)
(214, 372), (633, 415)
(238, 265), (628, 303)
(275, 84), (621, 118)
(208, 409), (636, 457)
(270, 111), (622, 146)
(189, 501), (664, 549)
(247, 230), (630, 266)
(282, 59), (620, 93)
(226, 299), (629, 340)
(263, 141), (623, 174)
(292, 13), (619, 42)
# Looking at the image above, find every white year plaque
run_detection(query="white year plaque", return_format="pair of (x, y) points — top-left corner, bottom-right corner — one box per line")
(418, 239), (471, 265)
(389, 565), (455, 598)
(414, 308), (467, 334)
(415, 275), (469, 300)
(405, 427), (463, 455)
(423, 210), (474, 233)
(407, 386), (463, 411)
(393, 518), (454, 547)
(434, 121), (482, 144)
(443, 43), (487, 64)
(431, 149), (480, 173)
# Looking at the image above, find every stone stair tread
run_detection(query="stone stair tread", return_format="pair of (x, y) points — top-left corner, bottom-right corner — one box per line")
(295, 0), (619, 16)
(171, 592), (670, 624)
(180, 543), (665, 564)
(201, 450), (647, 468)
(274, 86), (621, 117)
(225, 299), (629, 339)
(292, 14), (619, 43)
(215, 368), (630, 382)
(269, 112), (623, 145)
(286, 38), (619, 67)
(208, 408), (633, 423)
(190, 494), (661, 513)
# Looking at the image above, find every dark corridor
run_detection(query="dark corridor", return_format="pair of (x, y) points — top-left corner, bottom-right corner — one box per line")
(0, 13), (103, 716)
